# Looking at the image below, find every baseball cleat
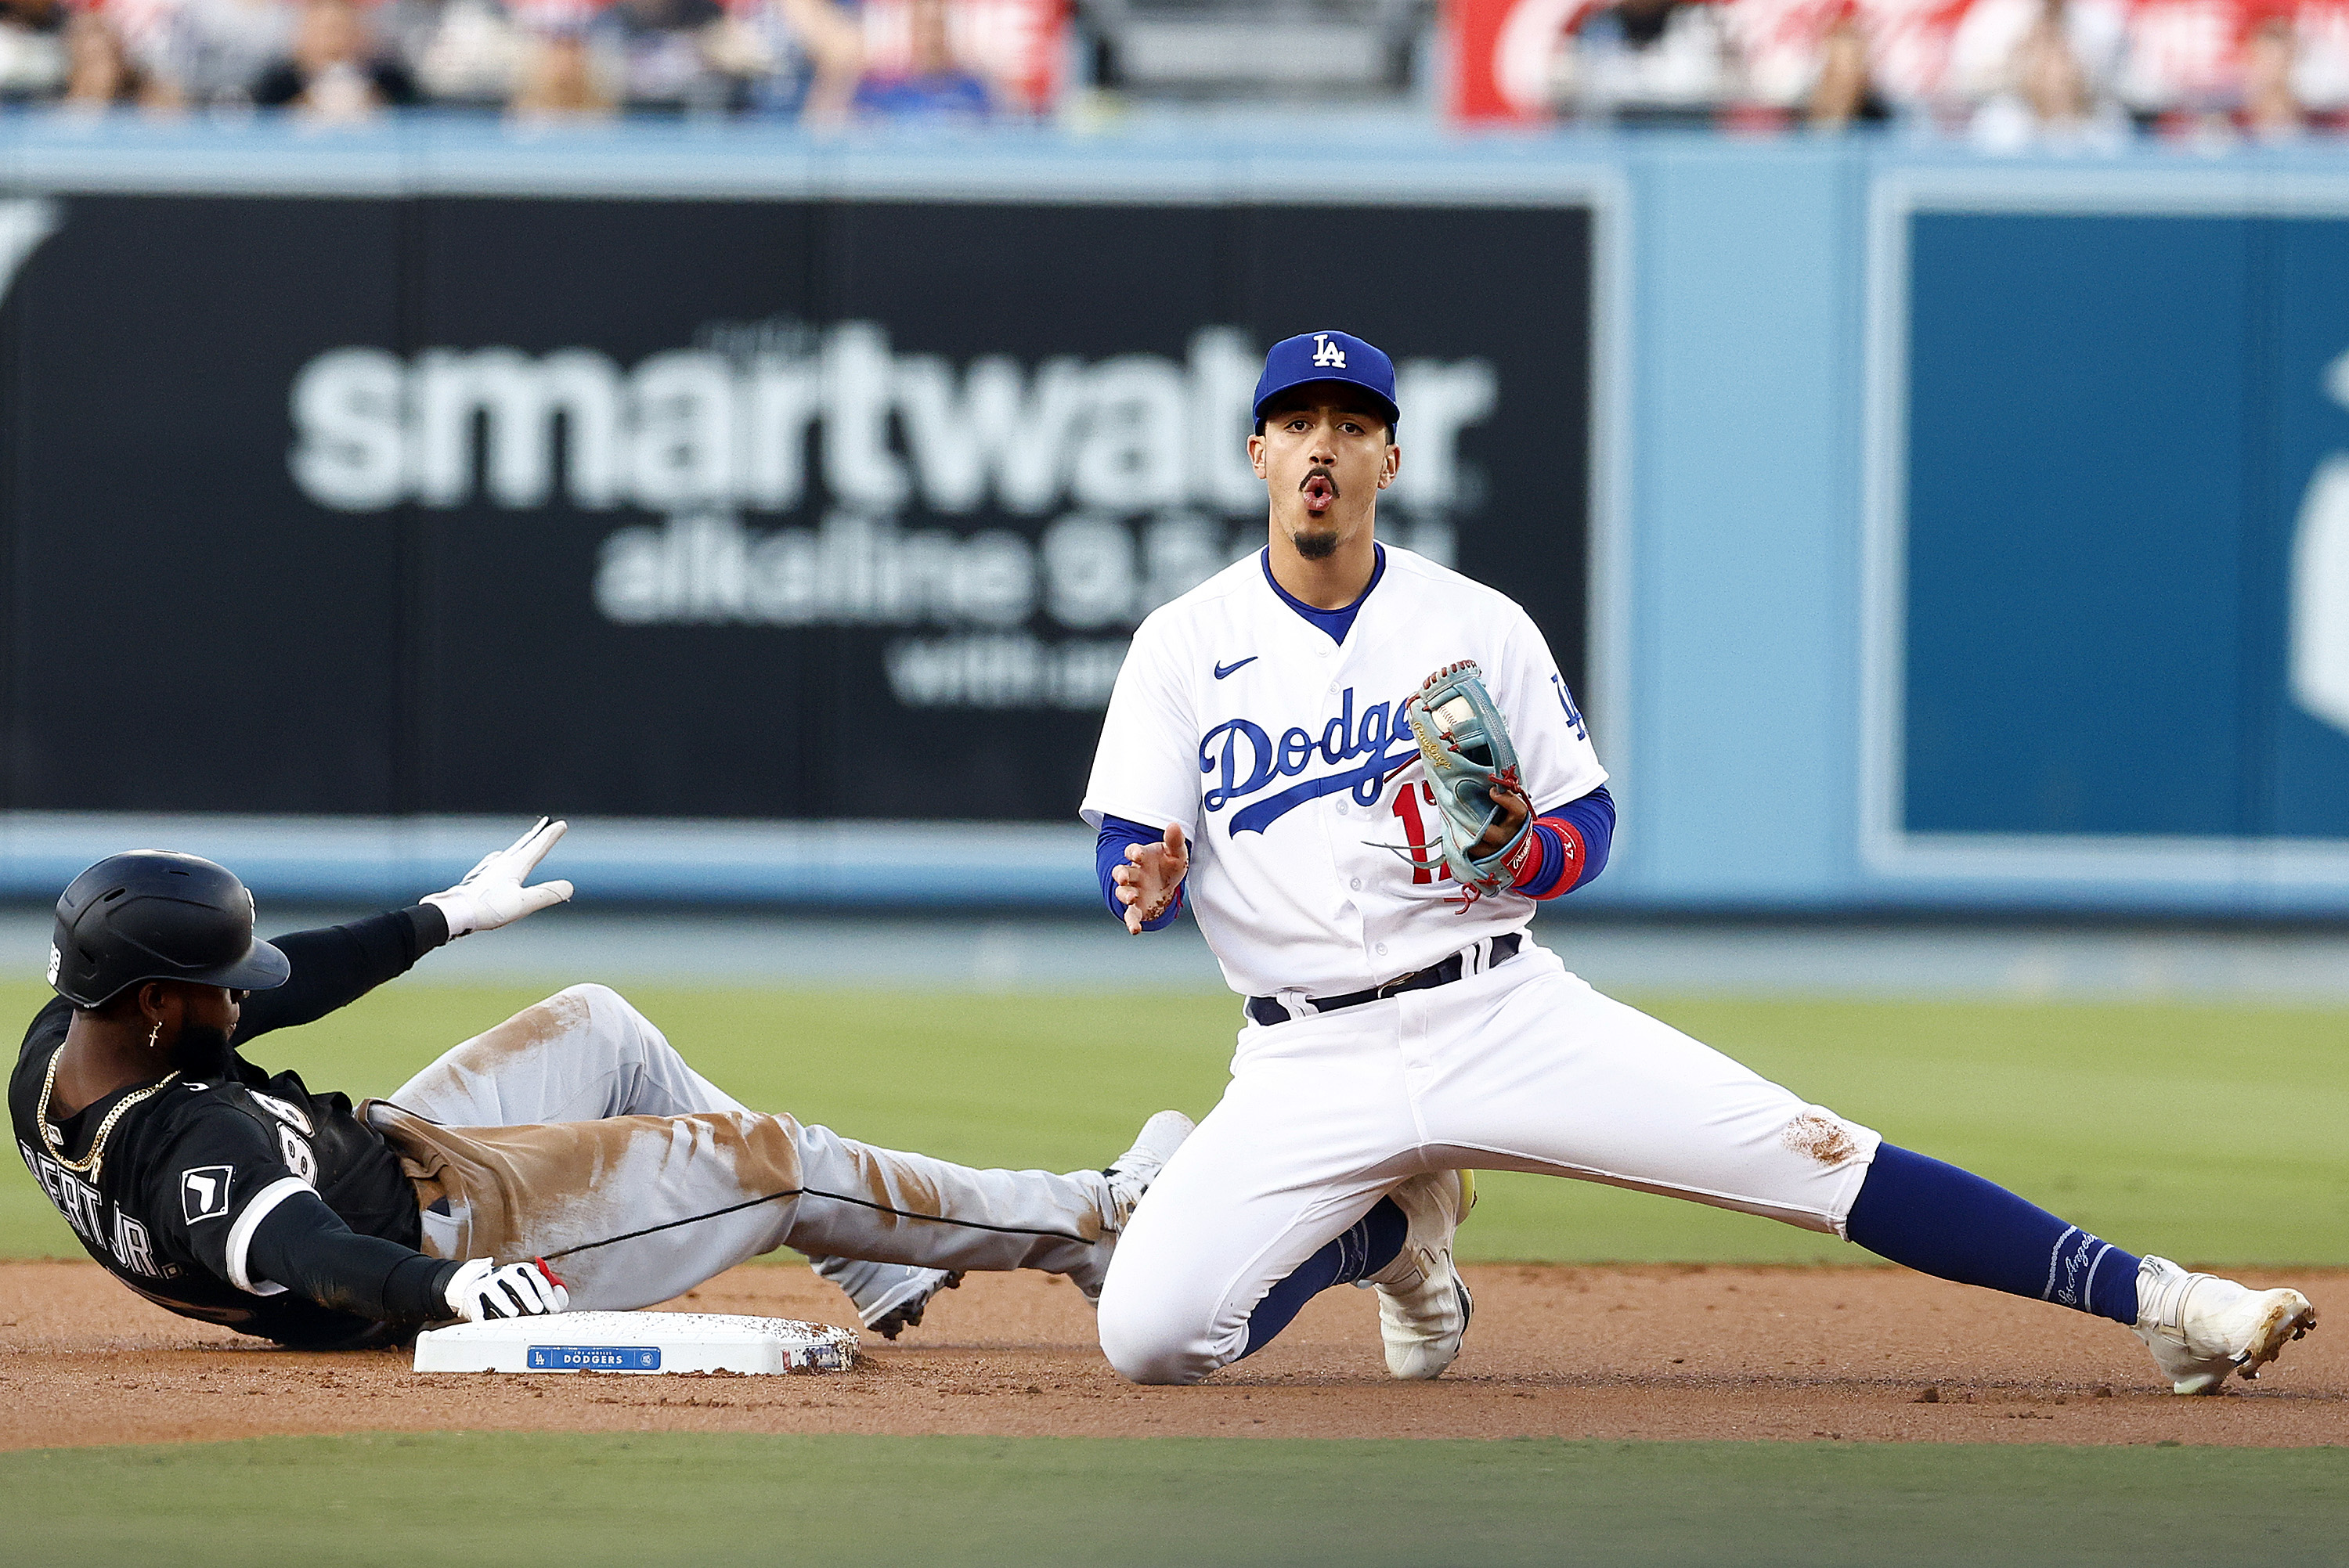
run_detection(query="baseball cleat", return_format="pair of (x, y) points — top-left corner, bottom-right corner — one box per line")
(818, 1258), (963, 1340)
(2131, 1255), (2317, 1394)
(1102, 1109), (1196, 1231)
(1362, 1169), (1477, 1380)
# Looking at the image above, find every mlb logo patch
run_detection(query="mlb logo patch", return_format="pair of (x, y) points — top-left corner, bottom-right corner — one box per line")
(181, 1165), (233, 1224)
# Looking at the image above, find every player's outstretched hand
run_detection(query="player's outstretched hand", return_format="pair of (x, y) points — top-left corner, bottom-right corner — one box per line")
(443, 1257), (568, 1321)
(422, 816), (575, 938)
(1113, 823), (1189, 935)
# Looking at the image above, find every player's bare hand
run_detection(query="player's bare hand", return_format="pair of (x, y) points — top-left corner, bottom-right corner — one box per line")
(443, 1256), (568, 1321)
(422, 816), (576, 938)
(1470, 784), (1531, 858)
(1113, 823), (1189, 934)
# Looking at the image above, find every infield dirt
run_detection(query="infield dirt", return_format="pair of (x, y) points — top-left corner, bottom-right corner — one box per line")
(2, 1261), (2336, 1451)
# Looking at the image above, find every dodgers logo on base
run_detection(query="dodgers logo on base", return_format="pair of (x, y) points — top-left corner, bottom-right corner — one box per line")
(528, 1344), (662, 1372)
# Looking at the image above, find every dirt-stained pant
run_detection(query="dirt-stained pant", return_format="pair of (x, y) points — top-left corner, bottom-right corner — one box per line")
(363, 984), (1117, 1311)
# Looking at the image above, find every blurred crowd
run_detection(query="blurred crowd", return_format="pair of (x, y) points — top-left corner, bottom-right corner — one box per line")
(1550, 0), (2349, 142)
(0, 0), (1027, 121)
(4, 0), (2344, 141)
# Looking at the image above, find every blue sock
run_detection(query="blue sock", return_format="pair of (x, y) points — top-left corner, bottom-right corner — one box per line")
(1846, 1144), (2140, 1325)
(1238, 1198), (1409, 1359)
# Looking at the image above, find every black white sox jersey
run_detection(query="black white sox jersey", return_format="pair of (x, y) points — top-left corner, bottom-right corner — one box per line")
(8, 908), (444, 1348)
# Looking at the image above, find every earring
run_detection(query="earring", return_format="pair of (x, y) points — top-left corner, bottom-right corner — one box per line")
(147, 1021), (162, 1051)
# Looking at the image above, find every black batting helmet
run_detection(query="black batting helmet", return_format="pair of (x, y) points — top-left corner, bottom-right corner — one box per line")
(49, 851), (291, 1008)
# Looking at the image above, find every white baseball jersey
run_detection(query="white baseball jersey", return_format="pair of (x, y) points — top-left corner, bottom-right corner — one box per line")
(1082, 544), (1606, 999)
(1084, 541), (1880, 1389)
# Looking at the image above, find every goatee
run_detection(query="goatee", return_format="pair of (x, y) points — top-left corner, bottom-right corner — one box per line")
(1291, 528), (1340, 561)
(168, 1024), (237, 1081)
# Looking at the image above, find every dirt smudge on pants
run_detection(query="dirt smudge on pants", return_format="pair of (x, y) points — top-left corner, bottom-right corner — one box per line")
(1781, 1112), (1859, 1167)
(446, 987), (597, 1078)
(372, 1103), (806, 1267)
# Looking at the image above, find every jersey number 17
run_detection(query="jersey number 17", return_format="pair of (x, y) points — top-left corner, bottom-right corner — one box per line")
(1389, 783), (1453, 886)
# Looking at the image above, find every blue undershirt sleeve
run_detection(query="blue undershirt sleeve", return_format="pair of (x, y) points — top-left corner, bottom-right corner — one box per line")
(1095, 815), (1184, 931)
(1520, 784), (1615, 899)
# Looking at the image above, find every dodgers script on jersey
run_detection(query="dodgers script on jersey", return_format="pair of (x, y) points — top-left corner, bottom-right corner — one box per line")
(1082, 545), (1604, 998)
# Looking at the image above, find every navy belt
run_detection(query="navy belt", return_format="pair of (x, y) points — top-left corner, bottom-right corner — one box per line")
(1247, 932), (1523, 1029)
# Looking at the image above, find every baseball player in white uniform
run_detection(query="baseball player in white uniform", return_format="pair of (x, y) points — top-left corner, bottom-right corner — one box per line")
(1080, 330), (2318, 1392)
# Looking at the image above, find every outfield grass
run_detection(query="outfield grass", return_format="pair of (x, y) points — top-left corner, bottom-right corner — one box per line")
(5, 982), (2344, 1265)
(3, 1432), (2343, 1566)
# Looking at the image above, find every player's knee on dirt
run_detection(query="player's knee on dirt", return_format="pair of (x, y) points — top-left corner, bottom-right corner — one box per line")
(1096, 1280), (1226, 1386)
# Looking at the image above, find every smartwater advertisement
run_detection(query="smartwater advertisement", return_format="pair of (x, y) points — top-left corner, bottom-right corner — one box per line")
(0, 194), (1593, 820)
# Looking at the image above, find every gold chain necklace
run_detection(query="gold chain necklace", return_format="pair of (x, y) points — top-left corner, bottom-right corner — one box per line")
(34, 1047), (179, 1184)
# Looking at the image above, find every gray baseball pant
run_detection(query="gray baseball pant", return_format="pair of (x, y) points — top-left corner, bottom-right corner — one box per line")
(363, 983), (1117, 1310)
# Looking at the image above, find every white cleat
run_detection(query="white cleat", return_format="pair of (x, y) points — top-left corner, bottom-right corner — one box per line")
(2131, 1255), (2318, 1395)
(1103, 1109), (1196, 1231)
(814, 1258), (963, 1340)
(1362, 1169), (1477, 1381)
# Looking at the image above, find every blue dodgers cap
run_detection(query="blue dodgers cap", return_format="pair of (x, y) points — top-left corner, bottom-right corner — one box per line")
(1252, 331), (1399, 428)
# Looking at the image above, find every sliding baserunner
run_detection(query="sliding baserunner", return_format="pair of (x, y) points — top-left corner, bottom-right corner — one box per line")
(13, 824), (1187, 1348)
(1084, 330), (2315, 1392)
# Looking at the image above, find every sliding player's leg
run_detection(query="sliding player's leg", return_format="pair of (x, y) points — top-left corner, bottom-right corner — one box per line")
(370, 985), (1187, 1318)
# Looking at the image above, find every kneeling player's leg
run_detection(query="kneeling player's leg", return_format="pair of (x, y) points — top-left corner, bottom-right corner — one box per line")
(1459, 964), (2131, 1314)
(1096, 1032), (1417, 1386)
(1839, 1144), (2316, 1392)
(1410, 953), (1885, 1238)
(382, 982), (742, 1126)
(1225, 1197), (1409, 1357)
(374, 1106), (1128, 1311)
(1423, 950), (2315, 1389)
(1844, 1144), (2137, 1320)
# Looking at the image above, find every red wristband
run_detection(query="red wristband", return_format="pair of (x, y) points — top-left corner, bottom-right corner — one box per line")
(1546, 820), (1588, 896)
(1505, 823), (1545, 888)
(1511, 818), (1588, 899)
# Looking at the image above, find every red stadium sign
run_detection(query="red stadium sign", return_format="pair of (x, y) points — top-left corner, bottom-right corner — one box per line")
(1444, 0), (1591, 122)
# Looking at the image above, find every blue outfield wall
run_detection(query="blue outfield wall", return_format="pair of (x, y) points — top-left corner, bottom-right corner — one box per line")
(1616, 139), (1869, 915)
(1615, 142), (2349, 921)
(1204, 133), (2349, 921)
(5, 120), (2349, 917)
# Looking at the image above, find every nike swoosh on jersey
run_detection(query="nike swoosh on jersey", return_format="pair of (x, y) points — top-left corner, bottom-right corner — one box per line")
(1213, 657), (1258, 679)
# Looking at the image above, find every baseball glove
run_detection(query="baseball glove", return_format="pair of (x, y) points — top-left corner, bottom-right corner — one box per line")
(1396, 660), (1534, 902)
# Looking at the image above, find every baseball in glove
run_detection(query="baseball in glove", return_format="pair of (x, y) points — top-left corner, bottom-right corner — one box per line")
(1391, 660), (1535, 904)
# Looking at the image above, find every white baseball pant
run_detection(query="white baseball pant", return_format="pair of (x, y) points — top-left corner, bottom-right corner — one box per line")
(1095, 942), (1881, 1384)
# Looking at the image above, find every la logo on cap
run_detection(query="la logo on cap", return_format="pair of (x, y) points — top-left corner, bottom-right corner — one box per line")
(1312, 333), (1348, 368)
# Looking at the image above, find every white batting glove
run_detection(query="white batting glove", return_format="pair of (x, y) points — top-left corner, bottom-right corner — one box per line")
(422, 817), (575, 937)
(443, 1256), (569, 1321)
